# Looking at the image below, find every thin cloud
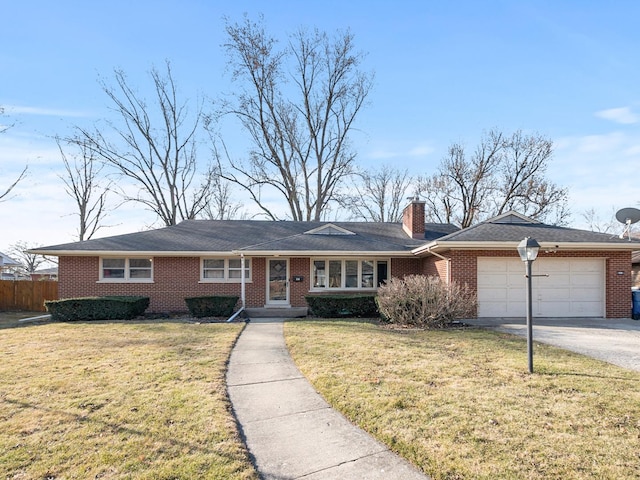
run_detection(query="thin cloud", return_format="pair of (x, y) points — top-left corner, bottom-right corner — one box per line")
(408, 145), (434, 156)
(595, 106), (638, 125)
(4, 104), (89, 118)
(369, 143), (434, 160)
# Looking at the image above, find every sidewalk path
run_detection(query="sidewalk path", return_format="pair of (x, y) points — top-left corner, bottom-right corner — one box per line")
(226, 318), (429, 480)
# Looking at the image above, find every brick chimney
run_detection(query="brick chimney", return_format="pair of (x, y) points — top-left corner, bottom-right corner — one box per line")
(402, 197), (426, 239)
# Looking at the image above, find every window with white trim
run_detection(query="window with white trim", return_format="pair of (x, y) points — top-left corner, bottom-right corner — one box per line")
(100, 258), (153, 282)
(201, 258), (251, 282)
(311, 259), (388, 290)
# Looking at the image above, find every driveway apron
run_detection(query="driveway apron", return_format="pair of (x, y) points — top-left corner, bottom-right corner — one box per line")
(226, 318), (429, 480)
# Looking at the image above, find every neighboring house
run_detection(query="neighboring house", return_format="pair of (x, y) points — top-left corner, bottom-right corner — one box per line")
(30, 267), (58, 281)
(632, 251), (640, 289)
(0, 251), (22, 280)
(31, 200), (640, 319)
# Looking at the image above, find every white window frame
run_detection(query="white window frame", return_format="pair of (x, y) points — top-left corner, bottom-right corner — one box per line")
(310, 258), (389, 291)
(200, 257), (252, 283)
(99, 257), (153, 283)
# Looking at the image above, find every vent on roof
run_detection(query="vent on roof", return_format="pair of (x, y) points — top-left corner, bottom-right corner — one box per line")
(304, 224), (355, 235)
(490, 212), (536, 224)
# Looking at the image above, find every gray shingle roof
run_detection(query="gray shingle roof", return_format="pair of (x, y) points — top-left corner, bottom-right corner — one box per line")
(33, 220), (459, 255)
(34, 212), (635, 257)
(432, 213), (640, 245)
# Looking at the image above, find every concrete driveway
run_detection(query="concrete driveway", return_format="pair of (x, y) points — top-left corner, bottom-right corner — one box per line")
(464, 317), (640, 372)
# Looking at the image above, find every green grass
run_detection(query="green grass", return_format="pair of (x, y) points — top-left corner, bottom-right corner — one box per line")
(285, 319), (640, 480)
(0, 319), (257, 480)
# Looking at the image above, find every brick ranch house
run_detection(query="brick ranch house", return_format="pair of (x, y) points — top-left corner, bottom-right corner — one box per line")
(32, 199), (640, 319)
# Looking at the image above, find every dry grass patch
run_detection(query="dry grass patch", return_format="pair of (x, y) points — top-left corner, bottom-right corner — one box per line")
(285, 319), (640, 480)
(0, 319), (257, 479)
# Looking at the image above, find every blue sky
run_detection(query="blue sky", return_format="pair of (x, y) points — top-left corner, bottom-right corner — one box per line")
(1, 0), (640, 251)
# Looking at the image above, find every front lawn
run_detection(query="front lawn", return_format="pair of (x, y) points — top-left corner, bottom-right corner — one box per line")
(0, 320), (257, 479)
(285, 319), (640, 479)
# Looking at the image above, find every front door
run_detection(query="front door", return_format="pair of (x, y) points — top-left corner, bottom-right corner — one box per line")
(267, 258), (289, 306)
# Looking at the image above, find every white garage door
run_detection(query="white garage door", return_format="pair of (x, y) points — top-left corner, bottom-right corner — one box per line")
(477, 257), (605, 318)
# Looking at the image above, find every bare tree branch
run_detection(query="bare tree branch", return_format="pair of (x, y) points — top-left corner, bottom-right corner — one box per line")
(340, 165), (413, 222)
(9, 241), (49, 274)
(214, 16), (373, 221)
(0, 165), (28, 203)
(417, 130), (569, 227)
(56, 136), (112, 240)
(0, 106), (28, 203)
(77, 61), (213, 226)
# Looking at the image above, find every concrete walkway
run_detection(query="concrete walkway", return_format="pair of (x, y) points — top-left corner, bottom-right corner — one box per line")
(226, 318), (429, 480)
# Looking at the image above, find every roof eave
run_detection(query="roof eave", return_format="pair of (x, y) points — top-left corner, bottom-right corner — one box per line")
(413, 240), (640, 255)
(234, 250), (412, 257)
(28, 249), (415, 258)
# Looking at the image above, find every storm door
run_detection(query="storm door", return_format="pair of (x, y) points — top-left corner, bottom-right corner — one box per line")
(267, 258), (289, 305)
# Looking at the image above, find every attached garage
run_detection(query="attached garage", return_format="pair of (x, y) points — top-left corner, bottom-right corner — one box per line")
(477, 257), (605, 318)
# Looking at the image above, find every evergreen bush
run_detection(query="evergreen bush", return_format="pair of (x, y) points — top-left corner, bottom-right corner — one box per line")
(45, 296), (150, 322)
(184, 296), (239, 318)
(305, 294), (378, 317)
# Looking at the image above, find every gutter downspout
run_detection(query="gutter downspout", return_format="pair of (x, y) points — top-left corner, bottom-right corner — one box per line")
(226, 307), (245, 323)
(240, 253), (246, 310)
(427, 248), (451, 285)
(227, 252), (246, 323)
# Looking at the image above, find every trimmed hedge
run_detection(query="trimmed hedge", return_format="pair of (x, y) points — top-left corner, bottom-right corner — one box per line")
(45, 296), (150, 322)
(305, 294), (378, 318)
(184, 295), (239, 318)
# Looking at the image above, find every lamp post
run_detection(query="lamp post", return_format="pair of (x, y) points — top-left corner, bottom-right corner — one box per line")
(517, 237), (540, 373)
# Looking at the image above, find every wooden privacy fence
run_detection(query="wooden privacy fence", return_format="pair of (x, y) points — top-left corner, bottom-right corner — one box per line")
(0, 280), (59, 312)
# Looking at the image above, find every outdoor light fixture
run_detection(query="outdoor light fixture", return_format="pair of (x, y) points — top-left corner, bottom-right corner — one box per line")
(517, 237), (540, 262)
(517, 236), (540, 373)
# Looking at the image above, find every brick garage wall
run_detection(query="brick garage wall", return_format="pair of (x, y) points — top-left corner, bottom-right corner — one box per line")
(445, 249), (633, 319)
(605, 250), (632, 318)
(59, 255), (269, 313)
(422, 256), (448, 280)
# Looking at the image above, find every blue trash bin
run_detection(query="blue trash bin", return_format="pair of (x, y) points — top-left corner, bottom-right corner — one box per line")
(632, 290), (640, 320)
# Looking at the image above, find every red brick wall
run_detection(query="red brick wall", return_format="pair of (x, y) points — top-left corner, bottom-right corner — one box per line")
(59, 256), (264, 313)
(446, 249), (633, 319)
(289, 257), (310, 307)
(247, 257), (266, 308)
(59, 255), (424, 312)
(423, 256), (448, 280)
(391, 257), (422, 279)
(605, 251), (633, 318)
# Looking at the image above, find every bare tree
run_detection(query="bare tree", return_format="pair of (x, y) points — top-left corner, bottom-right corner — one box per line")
(0, 106), (28, 203)
(214, 16), (373, 221)
(9, 241), (49, 275)
(340, 165), (412, 222)
(201, 165), (243, 220)
(583, 206), (640, 237)
(56, 136), (111, 240)
(582, 207), (617, 233)
(77, 61), (213, 226)
(417, 130), (569, 227)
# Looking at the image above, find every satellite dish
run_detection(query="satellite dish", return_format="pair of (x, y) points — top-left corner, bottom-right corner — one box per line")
(615, 207), (640, 240)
